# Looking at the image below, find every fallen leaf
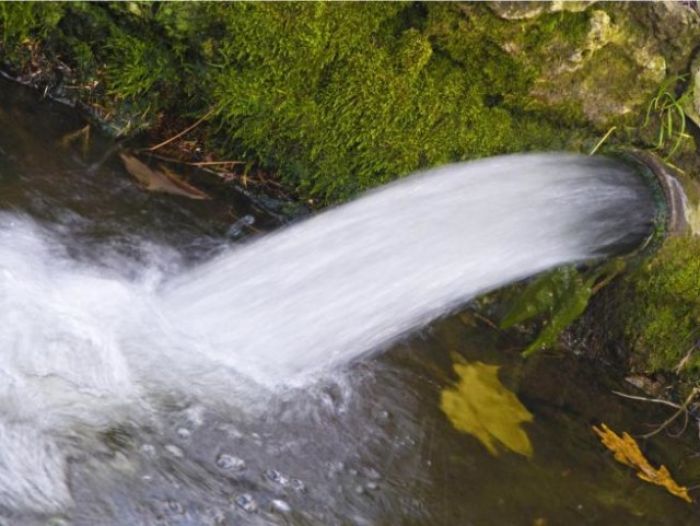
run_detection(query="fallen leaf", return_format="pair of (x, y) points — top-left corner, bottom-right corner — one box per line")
(119, 152), (210, 200)
(440, 360), (533, 457)
(60, 124), (91, 157)
(593, 423), (692, 503)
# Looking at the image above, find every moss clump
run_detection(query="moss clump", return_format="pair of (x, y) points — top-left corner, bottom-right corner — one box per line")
(623, 236), (700, 376)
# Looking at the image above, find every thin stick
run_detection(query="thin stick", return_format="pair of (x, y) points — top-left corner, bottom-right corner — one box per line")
(590, 126), (617, 155)
(669, 408), (689, 438)
(611, 390), (681, 410)
(141, 152), (243, 169)
(145, 108), (215, 152)
(473, 312), (501, 331)
(187, 160), (245, 167)
(674, 345), (696, 375)
(641, 387), (699, 439)
(591, 267), (624, 295)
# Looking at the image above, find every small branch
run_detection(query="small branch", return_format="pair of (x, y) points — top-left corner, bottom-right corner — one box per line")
(144, 108), (215, 152)
(669, 408), (689, 438)
(641, 387), (700, 439)
(612, 390), (681, 410)
(589, 126), (617, 155)
(472, 312), (501, 332)
(591, 267), (623, 296)
(674, 345), (697, 375)
(187, 160), (245, 167)
(142, 152), (244, 169)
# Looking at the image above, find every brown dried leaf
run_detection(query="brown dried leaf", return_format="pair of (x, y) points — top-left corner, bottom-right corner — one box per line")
(119, 152), (210, 200)
(593, 423), (692, 503)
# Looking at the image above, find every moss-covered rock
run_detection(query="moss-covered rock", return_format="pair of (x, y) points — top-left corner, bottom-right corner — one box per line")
(622, 236), (700, 377)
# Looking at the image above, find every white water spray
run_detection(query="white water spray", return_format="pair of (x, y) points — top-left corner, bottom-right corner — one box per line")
(0, 153), (655, 513)
(161, 153), (655, 386)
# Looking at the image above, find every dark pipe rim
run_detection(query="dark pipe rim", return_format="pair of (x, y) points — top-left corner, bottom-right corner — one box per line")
(610, 150), (688, 237)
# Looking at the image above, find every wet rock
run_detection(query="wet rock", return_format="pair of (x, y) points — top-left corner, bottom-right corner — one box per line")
(682, 52), (700, 128)
(227, 215), (255, 238)
(483, 2), (700, 127)
(489, 1), (597, 20)
(625, 374), (665, 397)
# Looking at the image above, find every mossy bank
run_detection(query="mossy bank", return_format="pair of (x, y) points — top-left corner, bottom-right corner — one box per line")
(2, 2), (699, 201)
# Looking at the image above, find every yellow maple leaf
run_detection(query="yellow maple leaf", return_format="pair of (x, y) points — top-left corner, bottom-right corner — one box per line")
(440, 360), (533, 457)
(593, 423), (692, 503)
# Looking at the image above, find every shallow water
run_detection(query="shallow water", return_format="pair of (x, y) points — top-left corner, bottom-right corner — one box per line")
(1, 79), (700, 525)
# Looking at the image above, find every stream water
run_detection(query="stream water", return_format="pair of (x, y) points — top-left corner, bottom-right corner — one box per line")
(1, 78), (700, 525)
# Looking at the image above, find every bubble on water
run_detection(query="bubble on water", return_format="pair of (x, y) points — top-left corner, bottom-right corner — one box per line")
(264, 468), (289, 485)
(266, 444), (282, 456)
(165, 444), (183, 458)
(216, 453), (246, 471)
(184, 405), (205, 428)
(166, 499), (184, 515)
(290, 478), (305, 492)
(204, 508), (227, 525)
(234, 493), (258, 513)
(271, 499), (291, 514)
(176, 427), (191, 440)
(362, 467), (381, 480)
(140, 444), (156, 457)
(217, 423), (243, 439)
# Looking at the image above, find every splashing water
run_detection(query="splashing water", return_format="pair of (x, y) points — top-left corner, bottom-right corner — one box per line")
(160, 153), (656, 386)
(0, 153), (656, 515)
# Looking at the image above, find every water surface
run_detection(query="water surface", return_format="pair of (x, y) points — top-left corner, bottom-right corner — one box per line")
(1, 78), (699, 526)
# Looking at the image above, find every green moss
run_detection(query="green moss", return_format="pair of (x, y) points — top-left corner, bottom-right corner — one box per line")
(0, 2), (65, 65)
(0, 2), (599, 202)
(623, 236), (700, 375)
